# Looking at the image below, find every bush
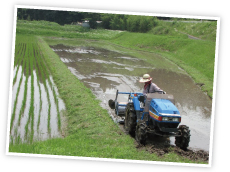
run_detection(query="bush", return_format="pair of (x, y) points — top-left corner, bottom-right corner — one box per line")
(149, 26), (170, 35)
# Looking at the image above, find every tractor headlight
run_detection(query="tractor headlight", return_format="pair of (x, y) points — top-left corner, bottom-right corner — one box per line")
(162, 117), (169, 121)
(162, 117), (180, 122)
(172, 118), (180, 122)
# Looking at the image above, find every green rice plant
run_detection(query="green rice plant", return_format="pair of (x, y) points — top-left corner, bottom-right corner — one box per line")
(17, 47), (28, 126)
(24, 43), (32, 141)
(10, 61), (24, 132)
(23, 37), (40, 141)
(29, 42), (35, 143)
(34, 43), (51, 133)
(11, 38), (30, 131)
(52, 86), (61, 131)
(14, 43), (22, 66)
(13, 43), (25, 85)
(33, 43), (42, 131)
(37, 48), (62, 131)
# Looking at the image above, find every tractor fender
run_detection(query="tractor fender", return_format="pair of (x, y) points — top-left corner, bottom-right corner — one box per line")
(133, 97), (140, 111)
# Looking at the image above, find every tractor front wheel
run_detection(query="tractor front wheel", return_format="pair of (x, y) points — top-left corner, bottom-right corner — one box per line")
(135, 120), (147, 145)
(175, 125), (190, 150)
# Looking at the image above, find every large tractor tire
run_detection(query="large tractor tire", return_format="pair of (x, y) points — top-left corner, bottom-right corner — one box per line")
(135, 120), (147, 145)
(124, 103), (137, 136)
(175, 125), (190, 150)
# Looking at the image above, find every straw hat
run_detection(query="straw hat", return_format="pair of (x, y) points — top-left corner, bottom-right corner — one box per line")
(139, 74), (152, 83)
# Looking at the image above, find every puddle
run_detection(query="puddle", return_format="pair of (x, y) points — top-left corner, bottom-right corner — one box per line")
(51, 44), (213, 152)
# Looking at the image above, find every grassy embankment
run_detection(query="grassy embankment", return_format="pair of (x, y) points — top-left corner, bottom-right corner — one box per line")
(9, 20), (215, 163)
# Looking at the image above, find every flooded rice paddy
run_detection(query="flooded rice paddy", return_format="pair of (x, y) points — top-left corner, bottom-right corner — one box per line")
(10, 41), (65, 144)
(50, 44), (213, 152)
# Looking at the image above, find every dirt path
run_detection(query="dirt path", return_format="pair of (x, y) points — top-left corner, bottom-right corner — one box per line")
(174, 28), (201, 40)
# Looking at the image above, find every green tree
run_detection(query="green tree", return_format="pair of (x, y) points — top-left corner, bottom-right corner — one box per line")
(126, 15), (140, 32)
(101, 14), (113, 29)
(110, 15), (121, 30)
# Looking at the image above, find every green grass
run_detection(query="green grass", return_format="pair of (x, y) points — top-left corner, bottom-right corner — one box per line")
(173, 21), (217, 41)
(16, 20), (124, 40)
(148, 20), (217, 41)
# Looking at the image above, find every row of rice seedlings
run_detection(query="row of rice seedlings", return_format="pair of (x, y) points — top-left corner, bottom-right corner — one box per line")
(16, 43), (28, 126)
(34, 42), (52, 134)
(15, 43), (25, 66)
(52, 85), (61, 131)
(13, 43), (26, 85)
(28, 42), (35, 143)
(15, 37), (46, 142)
(13, 43), (21, 67)
(16, 40), (31, 123)
(38, 44), (62, 131)
(10, 60), (23, 132)
(10, 43), (28, 132)
(33, 44), (43, 132)
(24, 42), (32, 141)
(14, 42), (22, 65)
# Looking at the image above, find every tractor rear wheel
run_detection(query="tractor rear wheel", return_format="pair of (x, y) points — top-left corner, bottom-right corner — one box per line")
(124, 103), (136, 136)
(135, 120), (147, 145)
(175, 125), (190, 150)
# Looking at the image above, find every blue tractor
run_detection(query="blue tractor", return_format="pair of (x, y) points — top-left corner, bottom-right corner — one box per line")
(108, 90), (190, 150)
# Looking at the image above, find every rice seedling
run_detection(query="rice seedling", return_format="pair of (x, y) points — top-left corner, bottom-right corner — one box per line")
(16, 46), (28, 126)
(37, 48), (62, 132)
(33, 44), (42, 132)
(13, 43), (25, 85)
(35, 44), (52, 133)
(24, 43), (32, 141)
(10, 66), (23, 132)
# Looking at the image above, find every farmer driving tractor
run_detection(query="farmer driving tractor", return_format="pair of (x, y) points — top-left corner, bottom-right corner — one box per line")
(139, 74), (165, 96)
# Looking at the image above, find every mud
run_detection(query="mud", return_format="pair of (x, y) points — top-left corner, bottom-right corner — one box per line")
(50, 44), (213, 155)
(136, 143), (209, 162)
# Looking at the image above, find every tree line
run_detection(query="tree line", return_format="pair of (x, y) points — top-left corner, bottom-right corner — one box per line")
(17, 8), (172, 32)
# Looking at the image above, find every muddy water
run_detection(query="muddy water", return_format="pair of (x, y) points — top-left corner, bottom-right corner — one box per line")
(51, 44), (212, 151)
